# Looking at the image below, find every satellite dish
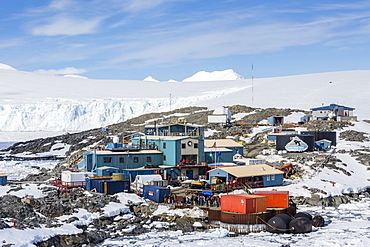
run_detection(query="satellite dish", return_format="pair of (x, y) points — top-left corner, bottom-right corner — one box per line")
(112, 136), (119, 143)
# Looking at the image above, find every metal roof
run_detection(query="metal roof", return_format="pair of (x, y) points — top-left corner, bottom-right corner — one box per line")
(132, 135), (198, 141)
(145, 123), (204, 128)
(212, 164), (284, 177)
(95, 149), (163, 155)
(205, 139), (243, 147)
(310, 104), (355, 111)
(204, 147), (232, 152)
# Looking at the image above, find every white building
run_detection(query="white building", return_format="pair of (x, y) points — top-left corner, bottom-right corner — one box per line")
(310, 104), (357, 121)
(208, 106), (232, 124)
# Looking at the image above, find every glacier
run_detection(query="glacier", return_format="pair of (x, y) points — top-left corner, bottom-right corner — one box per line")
(1, 66), (370, 131)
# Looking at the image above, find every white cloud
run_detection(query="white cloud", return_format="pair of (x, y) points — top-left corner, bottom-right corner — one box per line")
(34, 67), (87, 75)
(47, 0), (74, 10)
(123, 0), (175, 13)
(109, 21), (329, 66)
(31, 16), (103, 36)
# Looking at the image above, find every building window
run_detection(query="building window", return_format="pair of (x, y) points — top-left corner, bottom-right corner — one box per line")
(104, 157), (112, 163)
(119, 157), (124, 163)
(134, 157), (138, 163)
(147, 156), (152, 162)
(163, 142), (166, 149)
(194, 143), (198, 149)
(271, 174), (275, 181)
(163, 155), (166, 161)
(266, 175), (270, 181)
(182, 143), (186, 149)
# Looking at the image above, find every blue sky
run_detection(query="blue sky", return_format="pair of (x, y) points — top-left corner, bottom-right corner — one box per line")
(2, 0), (370, 81)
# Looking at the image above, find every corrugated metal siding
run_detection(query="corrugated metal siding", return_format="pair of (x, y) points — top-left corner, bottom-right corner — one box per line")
(254, 191), (289, 208)
(220, 211), (273, 225)
(220, 195), (256, 214)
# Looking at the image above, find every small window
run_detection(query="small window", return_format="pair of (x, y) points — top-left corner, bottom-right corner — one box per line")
(119, 157), (124, 163)
(271, 174), (275, 181)
(182, 143), (186, 149)
(147, 156), (151, 162)
(194, 143), (198, 149)
(104, 157), (112, 163)
(163, 142), (166, 149)
(266, 175), (270, 181)
(134, 157), (138, 163)
(163, 155), (166, 161)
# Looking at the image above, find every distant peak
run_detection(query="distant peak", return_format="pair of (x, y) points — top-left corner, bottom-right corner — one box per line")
(0, 63), (16, 71)
(63, 74), (89, 79)
(143, 76), (159, 82)
(183, 69), (243, 82)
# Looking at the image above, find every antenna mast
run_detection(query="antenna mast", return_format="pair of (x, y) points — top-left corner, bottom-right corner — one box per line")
(252, 64), (254, 107)
(169, 93), (172, 123)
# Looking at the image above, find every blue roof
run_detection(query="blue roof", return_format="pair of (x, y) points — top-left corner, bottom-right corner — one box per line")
(310, 104), (355, 111)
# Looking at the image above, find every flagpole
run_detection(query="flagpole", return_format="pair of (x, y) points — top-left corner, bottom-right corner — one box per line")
(214, 141), (217, 168)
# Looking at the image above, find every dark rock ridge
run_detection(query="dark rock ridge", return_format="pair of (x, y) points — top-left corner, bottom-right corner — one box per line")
(0, 186), (209, 246)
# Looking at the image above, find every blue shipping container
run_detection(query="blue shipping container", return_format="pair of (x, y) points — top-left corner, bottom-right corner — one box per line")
(105, 180), (130, 194)
(94, 179), (110, 193)
(0, 175), (7, 186)
(143, 185), (170, 203)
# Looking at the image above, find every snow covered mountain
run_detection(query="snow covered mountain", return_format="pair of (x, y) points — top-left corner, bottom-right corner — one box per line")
(182, 69), (243, 81)
(0, 63), (369, 131)
(143, 76), (159, 82)
(0, 63), (16, 70)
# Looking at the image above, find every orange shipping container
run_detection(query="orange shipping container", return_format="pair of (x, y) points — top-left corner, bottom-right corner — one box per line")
(254, 191), (289, 208)
(220, 194), (256, 214)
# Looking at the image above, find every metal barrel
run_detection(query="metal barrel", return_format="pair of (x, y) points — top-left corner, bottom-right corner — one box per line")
(312, 215), (325, 227)
(289, 217), (312, 233)
(294, 211), (313, 221)
(267, 214), (292, 233)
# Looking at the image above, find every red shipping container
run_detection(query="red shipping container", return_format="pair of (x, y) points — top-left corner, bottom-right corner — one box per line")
(220, 194), (257, 214)
(240, 195), (267, 213)
(254, 191), (289, 208)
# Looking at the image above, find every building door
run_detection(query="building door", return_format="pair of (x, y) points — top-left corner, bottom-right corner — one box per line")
(186, 169), (193, 179)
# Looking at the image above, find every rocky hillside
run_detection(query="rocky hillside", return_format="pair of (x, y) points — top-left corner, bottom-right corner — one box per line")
(1, 106), (301, 161)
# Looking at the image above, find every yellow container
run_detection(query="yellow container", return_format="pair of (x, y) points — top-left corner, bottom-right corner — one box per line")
(112, 173), (124, 181)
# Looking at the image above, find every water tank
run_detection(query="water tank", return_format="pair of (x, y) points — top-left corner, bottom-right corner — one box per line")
(289, 217), (312, 233)
(266, 214), (292, 233)
(112, 173), (125, 181)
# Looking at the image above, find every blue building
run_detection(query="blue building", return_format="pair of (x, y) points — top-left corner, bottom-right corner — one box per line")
(204, 147), (234, 163)
(208, 164), (284, 188)
(315, 139), (332, 151)
(132, 136), (204, 167)
(81, 149), (163, 172)
(267, 116), (284, 126)
(144, 123), (204, 138)
(300, 114), (313, 122)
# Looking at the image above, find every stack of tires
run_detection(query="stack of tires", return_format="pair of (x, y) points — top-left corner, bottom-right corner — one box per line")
(267, 212), (325, 234)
